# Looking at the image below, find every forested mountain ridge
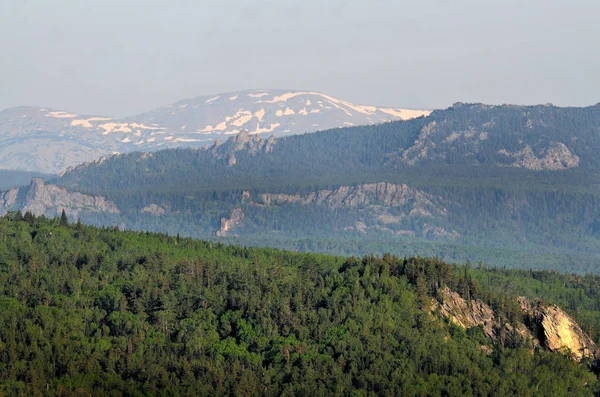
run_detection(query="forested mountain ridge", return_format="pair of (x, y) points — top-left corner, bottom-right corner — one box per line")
(0, 214), (599, 395)
(57, 102), (600, 192)
(42, 102), (600, 273)
(0, 90), (428, 173)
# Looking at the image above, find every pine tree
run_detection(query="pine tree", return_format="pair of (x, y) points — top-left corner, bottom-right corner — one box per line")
(60, 209), (69, 226)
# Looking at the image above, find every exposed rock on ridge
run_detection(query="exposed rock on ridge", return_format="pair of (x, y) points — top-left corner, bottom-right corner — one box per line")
(256, 182), (446, 215)
(435, 286), (597, 362)
(519, 297), (597, 361)
(209, 131), (276, 166)
(0, 178), (120, 218)
(217, 208), (244, 237)
(498, 143), (580, 170)
(435, 287), (497, 339)
(216, 183), (457, 239)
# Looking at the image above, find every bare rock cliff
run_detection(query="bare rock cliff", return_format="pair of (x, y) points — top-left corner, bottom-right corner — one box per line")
(435, 287), (597, 362)
(216, 208), (245, 237)
(0, 178), (120, 218)
(209, 131), (276, 166)
(257, 182), (446, 216)
(519, 297), (597, 361)
(435, 287), (496, 339)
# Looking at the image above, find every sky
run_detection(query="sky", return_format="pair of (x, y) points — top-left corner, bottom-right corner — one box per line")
(1, 0), (599, 117)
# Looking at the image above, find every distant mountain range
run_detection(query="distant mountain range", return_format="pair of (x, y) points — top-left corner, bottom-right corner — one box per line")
(0, 90), (429, 173)
(4, 101), (596, 273)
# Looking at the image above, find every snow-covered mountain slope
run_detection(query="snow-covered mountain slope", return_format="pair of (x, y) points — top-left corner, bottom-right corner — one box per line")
(0, 90), (430, 173)
(129, 90), (430, 137)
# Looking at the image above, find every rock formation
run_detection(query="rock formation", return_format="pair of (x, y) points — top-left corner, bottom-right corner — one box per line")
(435, 287), (497, 339)
(209, 130), (276, 166)
(498, 142), (580, 170)
(435, 286), (597, 362)
(140, 204), (167, 216)
(256, 182), (446, 214)
(519, 297), (597, 361)
(216, 208), (245, 237)
(0, 178), (120, 218)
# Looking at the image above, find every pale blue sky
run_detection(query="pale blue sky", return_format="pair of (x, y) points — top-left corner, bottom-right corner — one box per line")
(1, 0), (598, 116)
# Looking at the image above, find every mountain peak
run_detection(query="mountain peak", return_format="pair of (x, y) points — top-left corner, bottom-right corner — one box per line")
(0, 89), (429, 173)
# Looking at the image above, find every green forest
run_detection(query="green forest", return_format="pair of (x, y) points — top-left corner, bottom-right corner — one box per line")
(1, 213), (599, 396)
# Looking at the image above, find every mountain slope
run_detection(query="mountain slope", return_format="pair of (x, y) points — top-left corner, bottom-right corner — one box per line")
(0, 90), (429, 173)
(0, 215), (598, 395)
(129, 89), (430, 137)
(48, 102), (600, 273)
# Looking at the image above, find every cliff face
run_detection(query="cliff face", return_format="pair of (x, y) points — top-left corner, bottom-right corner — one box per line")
(215, 183), (457, 238)
(519, 297), (597, 361)
(435, 287), (597, 362)
(216, 208), (245, 237)
(209, 131), (276, 166)
(257, 182), (447, 215)
(0, 178), (120, 218)
(435, 287), (497, 339)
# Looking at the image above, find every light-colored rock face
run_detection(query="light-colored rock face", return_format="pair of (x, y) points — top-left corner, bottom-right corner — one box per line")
(498, 142), (580, 170)
(257, 182), (446, 213)
(0, 90), (429, 173)
(216, 208), (245, 237)
(140, 204), (166, 216)
(0, 178), (120, 218)
(519, 297), (597, 361)
(540, 306), (595, 360)
(209, 130), (275, 166)
(435, 287), (497, 339)
(437, 292), (597, 362)
(390, 121), (489, 166)
(230, 183), (457, 239)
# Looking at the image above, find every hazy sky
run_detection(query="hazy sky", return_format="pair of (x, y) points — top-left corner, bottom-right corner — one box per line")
(1, 0), (598, 117)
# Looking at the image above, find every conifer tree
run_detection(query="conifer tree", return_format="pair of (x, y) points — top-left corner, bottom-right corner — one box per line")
(60, 209), (69, 226)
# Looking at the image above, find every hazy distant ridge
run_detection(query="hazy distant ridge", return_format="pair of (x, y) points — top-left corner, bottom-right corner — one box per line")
(0, 89), (429, 173)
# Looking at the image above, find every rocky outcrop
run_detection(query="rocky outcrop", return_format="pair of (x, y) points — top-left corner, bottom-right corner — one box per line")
(519, 297), (597, 361)
(0, 178), (120, 218)
(216, 208), (244, 237)
(245, 182), (457, 239)
(140, 204), (167, 216)
(209, 131), (276, 166)
(498, 142), (580, 170)
(256, 182), (446, 214)
(435, 287), (496, 339)
(435, 287), (597, 362)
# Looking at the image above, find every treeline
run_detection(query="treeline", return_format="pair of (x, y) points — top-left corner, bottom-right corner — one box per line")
(0, 214), (599, 395)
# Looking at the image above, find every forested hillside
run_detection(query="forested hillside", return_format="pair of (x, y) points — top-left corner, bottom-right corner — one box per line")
(0, 214), (599, 395)
(57, 102), (600, 193)
(42, 103), (600, 273)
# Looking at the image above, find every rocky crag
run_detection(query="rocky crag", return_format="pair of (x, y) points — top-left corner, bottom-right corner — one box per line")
(215, 183), (457, 238)
(0, 178), (120, 219)
(435, 286), (598, 362)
